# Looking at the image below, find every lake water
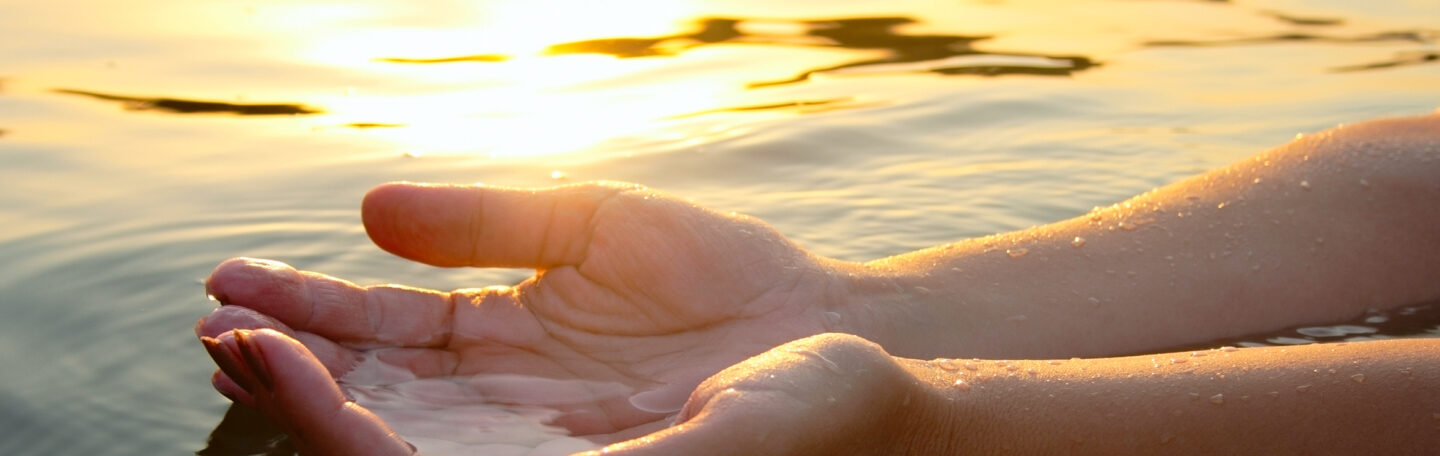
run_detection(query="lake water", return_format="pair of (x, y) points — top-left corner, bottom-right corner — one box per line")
(1, 0), (1437, 454)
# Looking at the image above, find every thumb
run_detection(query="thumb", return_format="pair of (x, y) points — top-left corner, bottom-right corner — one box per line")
(576, 389), (801, 456)
(203, 329), (415, 456)
(361, 181), (646, 268)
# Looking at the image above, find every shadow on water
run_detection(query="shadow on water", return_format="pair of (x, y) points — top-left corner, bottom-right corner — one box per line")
(52, 89), (322, 115)
(376, 16), (1101, 88)
(1146, 30), (1440, 73)
(197, 404), (294, 456)
(666, 97), (887, 118)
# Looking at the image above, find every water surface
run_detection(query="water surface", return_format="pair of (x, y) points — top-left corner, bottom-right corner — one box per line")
(1, 0), (1437, 454)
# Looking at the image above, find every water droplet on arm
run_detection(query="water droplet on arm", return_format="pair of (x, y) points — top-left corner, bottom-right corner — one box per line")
(1071, 236), (1086, 247)
(1350, 374), (1365, 383)
(1209, 394), (1225, 405)
(953, 379), (971, 391)
(1006, 248), (1029, 258)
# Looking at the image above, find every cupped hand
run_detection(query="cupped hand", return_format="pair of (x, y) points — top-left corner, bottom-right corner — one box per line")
(585, 333), (921, 456)
(196, 182), (853, 450)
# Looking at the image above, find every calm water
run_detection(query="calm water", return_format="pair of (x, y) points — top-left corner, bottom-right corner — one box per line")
(1, 0), (1438, 454)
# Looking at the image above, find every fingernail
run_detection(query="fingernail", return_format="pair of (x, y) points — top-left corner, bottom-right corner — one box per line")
(203, 336), (257, 394)
(234, 331), (275, 391)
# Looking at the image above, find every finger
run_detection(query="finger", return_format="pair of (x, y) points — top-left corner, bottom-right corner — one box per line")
(361, 181), (646, 268)
(197, 305), (364, 377)
(195, 305), (296, 339)
(225, 329), (416, 456)
(205, 257), (454, 348)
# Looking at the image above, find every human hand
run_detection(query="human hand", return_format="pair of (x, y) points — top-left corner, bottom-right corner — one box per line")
(196, 182), (854, 450)
(582, 333), (922, 456)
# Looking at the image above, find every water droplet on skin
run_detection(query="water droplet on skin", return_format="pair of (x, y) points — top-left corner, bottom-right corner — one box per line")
(958, 361), (977, 371)
(913, 286), (932, 296)
(1220, 346), (1239, 352)
(1351, 374), (1365, 383)
(550, 170), (568, 180)
(1358, 178), (1370, 188)
(1187, 393), (1201, 400)
(1216, 202), (1228, 209)
(1047, 360), (1063, 366)
(1296, 384), (1312, 392)
(1006, 248), (1029, 258)
(1026, 368), (1038, 376)
(1006, 365), (1019, 372)
(1209, 394), (1225, 405)
(1399, 368), (1413, 376)
(1266, 391), (1280, 398)
(1088, 297), (1101, 307)
(953, 379), (971, 391)
(1118, 221), (1137, 231)
(1190, 351), (1206, 358)
(1071, 236), (1086, 247)
(1300, 180), (1311, 190)
(1170, 358), (1187, 364)
(1328, 369), (1338, 375)
(937, 359), (960, 371)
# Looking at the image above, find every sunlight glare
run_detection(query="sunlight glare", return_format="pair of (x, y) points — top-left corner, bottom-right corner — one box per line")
(281, 0), (740, 158)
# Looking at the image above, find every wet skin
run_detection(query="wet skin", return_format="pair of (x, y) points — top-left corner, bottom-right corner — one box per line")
(198, 114), (1440, 454)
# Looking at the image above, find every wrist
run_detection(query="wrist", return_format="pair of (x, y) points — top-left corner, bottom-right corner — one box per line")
(822, 252), (990, 360)
(889, 357), (986, 455)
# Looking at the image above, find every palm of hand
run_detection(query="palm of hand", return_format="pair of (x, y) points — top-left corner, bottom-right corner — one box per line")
(198, 182), (841, 445)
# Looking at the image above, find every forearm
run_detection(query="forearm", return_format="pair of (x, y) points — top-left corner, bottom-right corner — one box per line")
(835, 114), (1440, 359)
(895, 338), (1440, 455)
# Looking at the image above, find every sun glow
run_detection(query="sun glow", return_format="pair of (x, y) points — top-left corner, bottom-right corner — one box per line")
(271, 0), (750, 158)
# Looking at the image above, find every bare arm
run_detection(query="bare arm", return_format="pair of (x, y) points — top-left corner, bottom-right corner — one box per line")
(834, 114), (1440, 359)
(589, 334), (1440, 456)
(899, 337), (1440, 455)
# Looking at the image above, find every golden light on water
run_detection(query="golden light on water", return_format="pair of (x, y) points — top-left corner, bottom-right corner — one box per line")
(272, 0), (751, 158)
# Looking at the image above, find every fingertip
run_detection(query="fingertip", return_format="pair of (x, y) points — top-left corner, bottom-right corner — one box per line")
(195, 306), (297, 340)
(211, 369), (253, 404)
(205, 257), (302, 306)
(361, 182), (474, 267)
